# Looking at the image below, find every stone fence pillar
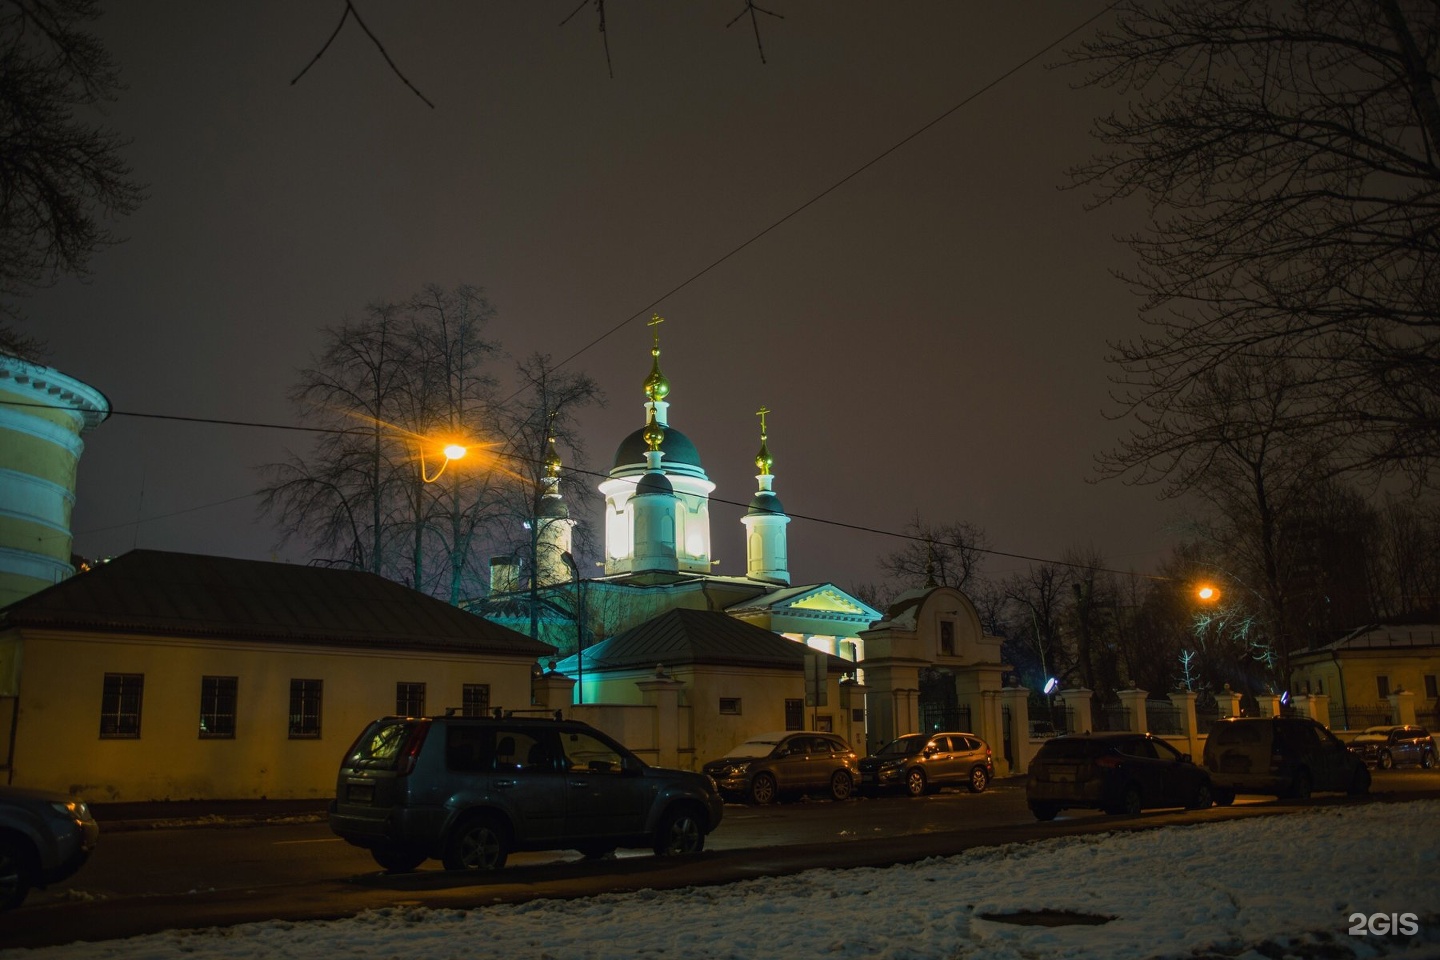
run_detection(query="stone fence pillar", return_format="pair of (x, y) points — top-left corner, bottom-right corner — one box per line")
(1117, 688), (1149, 734)
(1294, 693), (1331, 728)
(997, 686), (1031, 776)
(533, 672), (577, 713)
(1169, 690), (1200, 759)
(1388, 689), (1417, 726)
(636, 674), (685, 768)
(1216, 688), (1243, 719)
(1057, 688), (1093, 734)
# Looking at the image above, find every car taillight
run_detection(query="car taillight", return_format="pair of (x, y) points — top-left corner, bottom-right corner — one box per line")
(1095, 755), (1122, 769)
(397, 723), (431, 776)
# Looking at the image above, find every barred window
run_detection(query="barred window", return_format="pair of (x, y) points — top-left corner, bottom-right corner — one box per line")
(461, 683), (490, 717)
(100, 673), (143, 738)
(396, 682), (426, 717)
(289, 679), (323, 739)
(199, 676), (238, 739)
(719, 698), (741, 715)
(784, 698), (803, 731)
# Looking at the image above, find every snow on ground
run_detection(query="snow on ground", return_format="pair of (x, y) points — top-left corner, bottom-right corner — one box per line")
(7, 801), (1439, 960)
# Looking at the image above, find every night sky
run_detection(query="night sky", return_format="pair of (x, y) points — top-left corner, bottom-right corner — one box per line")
(29, 1), (1188, 594)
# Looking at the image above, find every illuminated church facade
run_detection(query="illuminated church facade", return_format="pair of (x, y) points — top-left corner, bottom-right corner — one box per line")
(475, 322), (1019, 766)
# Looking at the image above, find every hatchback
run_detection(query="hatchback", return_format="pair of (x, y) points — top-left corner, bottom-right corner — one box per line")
(329, 714), (723, 873)
(1346, 725), (1436, 770)
(0, 786), (99, 910)
(859, 732), (993, 796)
(1026, 732), (1213, 820)
(1202, 716), (1370, 802)
(702, 732), (859, 804)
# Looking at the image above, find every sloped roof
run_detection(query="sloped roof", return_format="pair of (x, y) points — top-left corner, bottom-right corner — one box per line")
(555, 607), (852, 674)
(726, 582), (881, 621)
(1321, 624), (1440, 651)
(1, 549), (554, 658)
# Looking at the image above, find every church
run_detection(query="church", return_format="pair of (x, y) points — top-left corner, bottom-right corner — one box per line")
(473, 322), (1023, 768)
(473, 321), (882, 678)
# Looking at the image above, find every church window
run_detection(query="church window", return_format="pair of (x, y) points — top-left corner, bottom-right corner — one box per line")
(940, 620), (955, 656)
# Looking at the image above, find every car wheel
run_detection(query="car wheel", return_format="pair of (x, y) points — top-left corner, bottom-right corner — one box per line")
(0, 835), (35, 911)
(1186, 782), (1213, 811)
(1213, 788), (1236, 807)
(829, 770), (854, 801)
(1347, 765), (1372, 797)
(905, 768), (927, 798)
(1423, 750), (1436, 770)
(967, 766), (989, 794)
(749, 772), (778, 805)
(1378, 750), (1394, 770)
(442, 814), (509, 872)
(1029, 803), (1060, 822)
(1288, 770), (1313, 800)
(370, 845), (428, 874)
(653, 807), (705, 856)
(1106, 785), (1142, 816)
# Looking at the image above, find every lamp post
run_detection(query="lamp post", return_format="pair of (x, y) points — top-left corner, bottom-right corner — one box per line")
(561, 551), (585, 704)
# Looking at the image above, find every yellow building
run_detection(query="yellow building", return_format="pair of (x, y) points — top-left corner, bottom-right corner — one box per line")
(0, 550), (553, 800)
(1290, 624), (1440, 731)
(0, 355), (108, 607)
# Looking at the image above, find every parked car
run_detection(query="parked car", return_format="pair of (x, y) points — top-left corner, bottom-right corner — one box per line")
(0, 786), (100, 910)
(858, 732), (993, 796)
(701, 732), (859, 804)
(328, 714), (723, 873)
(1202, 716), (1371, 802)
(1347, 725), (1437, 770)
(1026, 732), (1213, 821)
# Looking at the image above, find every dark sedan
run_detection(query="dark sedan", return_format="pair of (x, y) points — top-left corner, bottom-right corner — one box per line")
(1026, 732), (1213, 820)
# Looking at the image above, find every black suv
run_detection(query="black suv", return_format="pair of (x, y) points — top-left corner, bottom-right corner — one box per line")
(329, 714), (723, 873)
(1026, 732), (1213, 820)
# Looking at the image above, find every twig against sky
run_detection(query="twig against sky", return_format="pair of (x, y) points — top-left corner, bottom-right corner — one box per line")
(727, 2), (785, 65)
(291, 1), (435, 108)
(560, 1), (613, 80)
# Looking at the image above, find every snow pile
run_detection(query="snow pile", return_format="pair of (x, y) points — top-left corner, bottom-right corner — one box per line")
(6, 801), (1438, 959)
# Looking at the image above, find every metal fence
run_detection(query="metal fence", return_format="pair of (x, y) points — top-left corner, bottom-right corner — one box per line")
(1333, 703), (1394, 731)
(1029, 702), (1073, 738)
(1146, 699), (1184, 735)
(1094, 700), (1132, 732)
(920, 703), (972, 734)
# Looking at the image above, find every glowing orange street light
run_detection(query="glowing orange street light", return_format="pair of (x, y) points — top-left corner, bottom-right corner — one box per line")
(1196, 584), (1220, 603)
(420, 441), (468, 483)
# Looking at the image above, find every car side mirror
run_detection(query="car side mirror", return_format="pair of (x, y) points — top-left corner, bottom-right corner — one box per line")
(620, 755), (644, 776)
(1181, 753), (1192, 764)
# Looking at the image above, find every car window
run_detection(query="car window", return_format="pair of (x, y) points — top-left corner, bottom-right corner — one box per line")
(1210, 722), (1263, 746)
(1036, 739), (1098, 760)
(877, 736), (925, 758)
(560, 729), (626, 774)
(1153, 739), (1185, 762)
(446, 724), (495, 773)
(927, 737), (949, 753)
(350, 720), (418, 770)
(1119, 738), (1159, 760)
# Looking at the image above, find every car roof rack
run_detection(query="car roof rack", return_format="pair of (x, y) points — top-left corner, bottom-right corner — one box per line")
(439, 707), (565, 720)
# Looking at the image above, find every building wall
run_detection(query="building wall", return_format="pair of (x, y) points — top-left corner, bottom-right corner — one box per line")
(9, 628), (537, 801)
(1291, 649), (1440, 726)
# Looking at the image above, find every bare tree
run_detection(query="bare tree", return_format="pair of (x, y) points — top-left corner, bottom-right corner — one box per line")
(876, 513), (990, 593)
(0, 0), (142, 344)
(1070, 0), (1440, 479)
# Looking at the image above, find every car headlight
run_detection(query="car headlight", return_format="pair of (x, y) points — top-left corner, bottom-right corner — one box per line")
(726, 762), (752, 776)
(880, 759), (906, 770)
(50, 800), (90, 821)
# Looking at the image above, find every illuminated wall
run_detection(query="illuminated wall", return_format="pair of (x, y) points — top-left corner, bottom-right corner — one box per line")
(0, 356), (108, 607)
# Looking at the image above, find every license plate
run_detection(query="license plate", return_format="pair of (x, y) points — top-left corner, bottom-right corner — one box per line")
(347, 784), (374, 803)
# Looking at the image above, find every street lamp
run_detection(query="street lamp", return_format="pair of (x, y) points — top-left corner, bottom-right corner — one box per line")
(419, 441), (467, 483)
(561, 551), (586, 705)
(1196, 584), (1220, 603)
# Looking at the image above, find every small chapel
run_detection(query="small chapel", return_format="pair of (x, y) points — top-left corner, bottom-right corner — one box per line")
(472, 320), (1020, 765)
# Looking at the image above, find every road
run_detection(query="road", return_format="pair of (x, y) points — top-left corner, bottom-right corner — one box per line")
(5, 770), (1439, 950)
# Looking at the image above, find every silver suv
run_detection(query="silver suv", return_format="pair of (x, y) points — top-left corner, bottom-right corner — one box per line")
(0, 786), (99, 909)
(329, 714), (723, 873)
